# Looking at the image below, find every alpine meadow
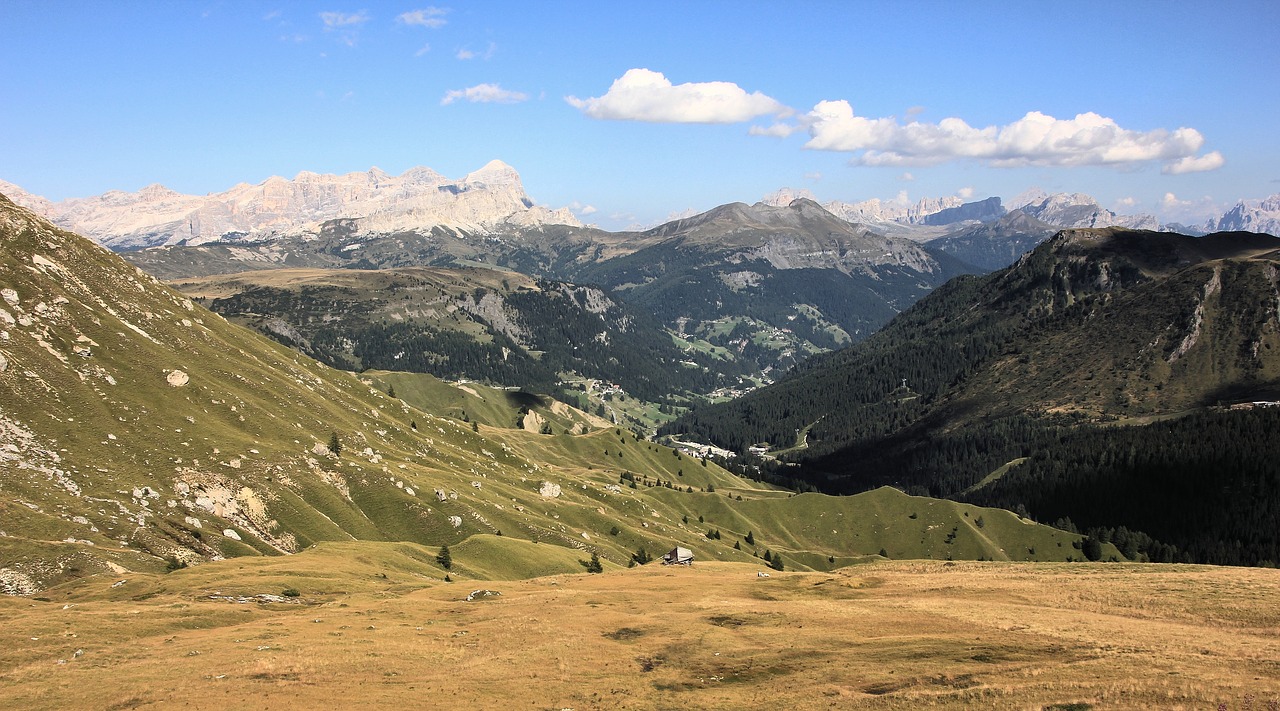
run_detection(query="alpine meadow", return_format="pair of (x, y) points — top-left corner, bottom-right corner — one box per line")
(3, 2), (1279, 709)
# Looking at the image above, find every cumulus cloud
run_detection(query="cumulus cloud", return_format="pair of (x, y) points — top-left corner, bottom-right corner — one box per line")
(1162, 151), (1225, 175)
(320, 10), (369, 28)
(567, 68), (790, 124)
(801, 101), (1223, 173)
(570, 202), (597, 216)
(1161, 192), (1189, 210)
(397, 7), (448, 28)
(957, 186), (975, 199)
(1116, 196), (1138, 208)
(899, 172), (915, 182)
(441, 83), (528, 106)
(804, 171), (823, 182)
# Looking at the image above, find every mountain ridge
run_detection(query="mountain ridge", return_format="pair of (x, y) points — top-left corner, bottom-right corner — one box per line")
(1, 162), (581, 251)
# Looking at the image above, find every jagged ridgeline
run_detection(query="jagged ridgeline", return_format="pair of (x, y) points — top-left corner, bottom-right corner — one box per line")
(667, 228), (1280, 565)
(0, 194), (1108, 593)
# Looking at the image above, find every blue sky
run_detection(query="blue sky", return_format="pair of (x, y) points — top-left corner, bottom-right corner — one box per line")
(2, 0), (1276, 229)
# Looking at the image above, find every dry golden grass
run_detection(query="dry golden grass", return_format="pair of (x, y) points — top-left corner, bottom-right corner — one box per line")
(1, 558), (1277, 710)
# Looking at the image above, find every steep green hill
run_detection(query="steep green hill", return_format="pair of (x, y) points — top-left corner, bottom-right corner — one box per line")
(666, 228), (1280, 564)
(0, 195), (1095, 595)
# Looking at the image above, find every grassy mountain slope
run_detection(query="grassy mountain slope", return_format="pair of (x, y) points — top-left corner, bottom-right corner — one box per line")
(0, 194), (1097, 595)
(666, 228), (1280, 564)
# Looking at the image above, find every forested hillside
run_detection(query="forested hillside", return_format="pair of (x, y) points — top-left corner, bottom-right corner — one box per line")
(665, 228), (1280, 564)
(179, 267), (738, 406)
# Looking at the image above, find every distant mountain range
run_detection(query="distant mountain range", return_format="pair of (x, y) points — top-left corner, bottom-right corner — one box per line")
(0, 160), (580, 251)
(5, 162), (1278, 255)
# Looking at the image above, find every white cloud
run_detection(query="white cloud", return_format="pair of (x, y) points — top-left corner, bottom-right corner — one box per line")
(1157, 192), (1222, 224)
(320, 10), (369, 28)
(748, 122), (803, 138)
(455, 48), (475, 60)
(899, 172), (914, 182)
(441, 83), (529, 106)
(570, 202), (598, 216)
(397, 7), (448, 28)
(1162, 151), (1225, 175)
(414, 44), (431, 57)
(1160, 192), (1189, 210)
(1116, 196), (1138, 208)
(567, 68), (790, 124)
(802, 101), (1222, 173)
(804, 171), (823, 182)
(957, 186), (974, 199)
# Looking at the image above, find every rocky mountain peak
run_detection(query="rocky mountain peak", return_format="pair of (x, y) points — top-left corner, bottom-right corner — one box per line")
(463, 159), (521, 188)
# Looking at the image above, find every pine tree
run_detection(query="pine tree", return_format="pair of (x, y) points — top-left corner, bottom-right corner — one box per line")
(769, 554), (784, 572)
(437, 544), (452, 570)
(745, 531), (755, 545)
(328, 431), (342, 456)
(387, 385), (397, 399)
(582, 552), (603, 573)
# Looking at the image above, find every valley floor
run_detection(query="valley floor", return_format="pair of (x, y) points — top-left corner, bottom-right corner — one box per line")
(1, 551), (1277, 710)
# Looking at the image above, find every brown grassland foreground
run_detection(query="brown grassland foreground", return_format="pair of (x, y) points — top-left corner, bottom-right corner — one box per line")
(1, 554), (1277, 710)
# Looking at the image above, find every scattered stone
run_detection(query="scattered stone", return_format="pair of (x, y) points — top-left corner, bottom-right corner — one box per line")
(0, 568), (39, 596)
(166, 370), (190, 387)
(448, 516), (462, 528)
(539, 481), (561, 498)
(223, 529), (242, 541)
(465, 589), (500, 602)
